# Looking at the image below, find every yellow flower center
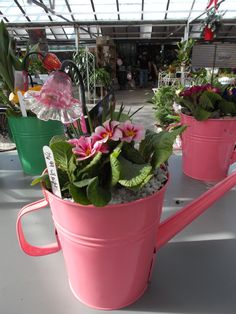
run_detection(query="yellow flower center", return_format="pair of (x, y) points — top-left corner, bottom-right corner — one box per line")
(102, 131), (112, 138)
(125, 130), (135, 137)
(85, 148), (91, 156)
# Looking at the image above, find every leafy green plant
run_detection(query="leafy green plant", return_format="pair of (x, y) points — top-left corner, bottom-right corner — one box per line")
(151, 86), (180, 129)
(0, 20), (39, 93)
(177, 84), (236, 121)
(33, 119), (185, 206)
(93, 68), (111, 88)
(175, 39), (195, 67)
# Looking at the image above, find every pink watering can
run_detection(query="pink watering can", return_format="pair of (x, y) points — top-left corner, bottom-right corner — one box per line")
(181, 113), (236, 182)
(16, 171), (236, 310)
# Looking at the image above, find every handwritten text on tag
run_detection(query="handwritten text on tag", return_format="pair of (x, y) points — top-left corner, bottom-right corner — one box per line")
(43, 146), (62, 198)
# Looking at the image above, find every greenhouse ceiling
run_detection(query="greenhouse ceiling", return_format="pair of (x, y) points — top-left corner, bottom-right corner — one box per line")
(0, 0), (236, 46)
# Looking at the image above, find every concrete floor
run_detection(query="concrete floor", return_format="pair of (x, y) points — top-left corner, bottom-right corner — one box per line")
(115, 88), (156, 130)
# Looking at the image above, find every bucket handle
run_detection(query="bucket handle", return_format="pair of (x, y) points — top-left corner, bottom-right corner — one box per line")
(16, 198), (61, 256)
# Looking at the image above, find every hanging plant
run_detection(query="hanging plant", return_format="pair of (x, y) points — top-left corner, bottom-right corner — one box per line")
(201, 7), (225, 40)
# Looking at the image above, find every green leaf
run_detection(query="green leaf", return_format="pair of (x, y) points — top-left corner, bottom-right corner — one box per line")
(204, 90), (222, 103)
(121, 142), (146, 164)
(194, 106), (212, 121)
(31, 173), (49, 186)
(140, 127), (186, 169)
(110, 142), (122, 186)
(151, 126), (186, 168)
(50, 141), (73, 172)
(0, 62), (14, 91)
(128, 173), (154, 191)
(78, 152), (102, 176)
(110, 153), (121, 186)
(9, 41), (23, 71)
(112, 111), (130, 122)
(61, 182), (70, 192)
(49, 135), (67, 146)
(69, 183), (90, 205)
(218, 100), (236, 115)
(139, 130), (158, 161)
(57, 169), (70, 189)
(129, 106), (144, 119)
(118, 156), (152, 187)
(199, 92), (213, 110)
(199, 91), (216, 111)
(177, 97), (194, 113)
(73, 177), (96, 188)
(87, 177), (111, 206)
(68, 155), (77, 181)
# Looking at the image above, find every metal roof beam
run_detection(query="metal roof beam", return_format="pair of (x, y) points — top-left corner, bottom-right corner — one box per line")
(141, 0), (144, 20)
(0, 11), (9, 23)
(7, 19), (236, 28)
(65, 0), (75, 21)
(39, 0), (59, 41)
(188, 0), (196, 20)
(116, 0), (120, 20)
(13, 0), (31, 22)
(90, 0), (97, 21)
(30, 0), (72, 23)
(164, 0), (170, 20)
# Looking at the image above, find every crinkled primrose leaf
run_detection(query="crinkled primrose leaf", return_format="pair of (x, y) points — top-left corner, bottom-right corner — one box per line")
(32, 119), (186, 207)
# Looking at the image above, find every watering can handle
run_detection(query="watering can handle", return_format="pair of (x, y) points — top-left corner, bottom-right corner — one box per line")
(156, 171), (236, 250)
(16, 198), (61, 256)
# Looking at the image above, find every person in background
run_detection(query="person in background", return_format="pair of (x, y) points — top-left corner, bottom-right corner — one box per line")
(138, 52), (150, 88)
(116, 56), (127, 90)
(150, 60), (158, 87)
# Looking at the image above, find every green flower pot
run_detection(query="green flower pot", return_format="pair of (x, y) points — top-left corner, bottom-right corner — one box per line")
(8, 117), (64, 175)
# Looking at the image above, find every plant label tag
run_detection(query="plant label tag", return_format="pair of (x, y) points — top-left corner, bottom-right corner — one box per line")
(43, 146), (62, 198)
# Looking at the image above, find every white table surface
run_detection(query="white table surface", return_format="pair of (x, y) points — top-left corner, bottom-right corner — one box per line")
(1, 150), (236, 314)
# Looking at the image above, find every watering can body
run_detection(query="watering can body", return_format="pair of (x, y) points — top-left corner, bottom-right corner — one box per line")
(181, 113), (236, 182)
(16, 171), (236, 310)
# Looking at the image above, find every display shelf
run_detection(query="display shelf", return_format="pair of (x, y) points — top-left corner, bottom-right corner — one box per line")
(1, 151), (236, 314)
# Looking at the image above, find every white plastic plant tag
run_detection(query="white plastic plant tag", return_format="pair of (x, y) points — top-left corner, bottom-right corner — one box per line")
(17, 91), (27, 117)
(43, 146), (62, 198)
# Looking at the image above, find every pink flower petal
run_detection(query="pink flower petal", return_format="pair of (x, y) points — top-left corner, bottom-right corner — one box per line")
(119, 121), (145, 143)
(93, 120), (122, 142)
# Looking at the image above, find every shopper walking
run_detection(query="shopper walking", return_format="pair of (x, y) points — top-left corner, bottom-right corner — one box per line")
(138, 52), (150, 88)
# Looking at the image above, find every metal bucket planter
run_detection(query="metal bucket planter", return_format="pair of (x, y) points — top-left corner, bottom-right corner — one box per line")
(16, 170), (236, 310)
(181, 113), (236, 182)
(8, 116), (64, 175)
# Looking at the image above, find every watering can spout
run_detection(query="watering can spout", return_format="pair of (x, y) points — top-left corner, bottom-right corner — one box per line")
(156, 171), (236, 251)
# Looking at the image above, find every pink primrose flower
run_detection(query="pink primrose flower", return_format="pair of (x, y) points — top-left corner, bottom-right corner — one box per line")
(93, 120), (123, 142)
(119, 121), (145, 143)
(68, 136), (105, 161)
(180, 84), (220, 98)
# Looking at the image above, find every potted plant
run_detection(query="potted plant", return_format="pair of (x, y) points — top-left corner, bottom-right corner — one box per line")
(151, 86), (182, 149)
(201, 8), (224, 41)
(0, 21), (65, 175)
(93, 67), (112, 97)
(16, 104), (236, 310)
(16, 75), (236, 310)
(16, 105), (186, 309)
(151, 85), (181, 130)
(175, 38), (195, 84)
(177, 83), (236, 181)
